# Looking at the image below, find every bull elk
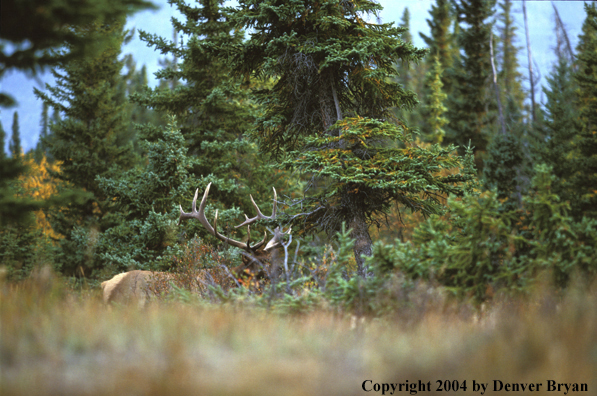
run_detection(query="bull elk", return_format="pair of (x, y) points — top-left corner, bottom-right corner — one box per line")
(101, 183), (290, 305)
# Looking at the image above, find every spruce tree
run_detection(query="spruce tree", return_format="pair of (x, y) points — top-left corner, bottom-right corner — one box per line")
(571, 3), (597, 220)
(397, 8), (414, 92)
(34, 103), (51, 163)
(95, 117), (199, 275)
(419, 0), (459, 95)
(535, 58), (577, 207)
(226, 0), (474, 275)
(496, 0), (525, 113)
(132, 0), (289, 246)
(0, 124), (38, 225)
(0, 120), (5, 160)
(396, 7), (427, 131)
(446, 0), (497, 170)
(424, 56), (448, 144)
(35, 19), (137, 276)
(483, 0), (528, 208)
(9, 111), (22, 158)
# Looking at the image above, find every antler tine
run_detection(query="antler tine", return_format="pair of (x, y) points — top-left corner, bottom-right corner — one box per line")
(179, 182), (249, 250)
(244, 223), (268, 251)
(178, 187), (200, 225)
(235, 187), (278, 229)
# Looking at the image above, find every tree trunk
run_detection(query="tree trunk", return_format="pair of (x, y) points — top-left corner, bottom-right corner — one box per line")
(349, 210), (372, 277)
(522, 0), (536, 123)
(489, 31), (506, 136)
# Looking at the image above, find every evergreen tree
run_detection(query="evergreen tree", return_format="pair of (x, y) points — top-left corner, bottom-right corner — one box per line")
(35, 19), (137, 276)
(93, 117), (199, 276)
(0, 131), (45, 226)
(397, 8), (414, 92)
(34, 102), (51, 163)
(0, 111), (66, 227)
(571, 3), (597, 220)
(424, 56), (448, 144)
(9, 111), (22, 158)
(132, 0), (290, 246)
(419, 0), (458, 94)
(226, 0), (474, 275)
(446, 0), (497, 170)
(0, 120), (6, 160)
(535, 58), (577, 208)
(496, 0), (525, 113)
(483, 0), (529, 208)
(120, 54), (163, 140)
(395, 7), (427, 130)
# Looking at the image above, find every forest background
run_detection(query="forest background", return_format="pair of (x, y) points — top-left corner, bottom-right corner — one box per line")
(1, 0), (597, 308)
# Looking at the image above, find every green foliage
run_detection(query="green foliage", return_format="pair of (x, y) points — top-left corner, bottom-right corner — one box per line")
(496, 0), (525, 112)
(570, 3), (597, 220)
(132, 0), (290, 242)
(446, 0), (497, 169)
(284, 117), (475, 235)
(228, 0), (427, 156)
(367, 165), (597, 303)
(483, 132), (524, 211)
(420, 0), (458, 75)
(0, 152), (39, 226)
(92, 117), (199, 275)
(9, 112), (22, 158)
(423, 56), (448, 143)
(419, 0), (458, 132)
(395, 8), (427, 129)
(524, 164), (597, 287)
(35, 19), (139, 276)
(534, 57), (577, 207)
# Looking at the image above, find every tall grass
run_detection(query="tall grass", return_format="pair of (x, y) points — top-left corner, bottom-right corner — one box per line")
(2, 269), (596, 396)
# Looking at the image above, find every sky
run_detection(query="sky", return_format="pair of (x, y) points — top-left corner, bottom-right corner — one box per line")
(0, 0), (587, 154)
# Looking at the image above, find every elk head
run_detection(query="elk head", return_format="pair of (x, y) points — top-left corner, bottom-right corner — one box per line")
(178, 183), (291, 280)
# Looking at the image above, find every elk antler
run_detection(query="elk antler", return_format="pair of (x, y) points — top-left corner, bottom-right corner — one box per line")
(179, 183), (287, 252)
(235, 188), (277, 228)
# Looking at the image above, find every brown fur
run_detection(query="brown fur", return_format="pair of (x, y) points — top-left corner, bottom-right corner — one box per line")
(100, 267), (242, 306)
(101, 270), (171, 307)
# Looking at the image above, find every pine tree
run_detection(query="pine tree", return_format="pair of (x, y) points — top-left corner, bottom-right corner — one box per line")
(9, 111), (22, 158)
(446, 0), (497, 170)
(226, 0), (474, 275)
(35, 19), (137, 276)
(571, 3), (597, 220)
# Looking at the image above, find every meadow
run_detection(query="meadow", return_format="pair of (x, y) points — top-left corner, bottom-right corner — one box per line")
(1, 268), (596, 396)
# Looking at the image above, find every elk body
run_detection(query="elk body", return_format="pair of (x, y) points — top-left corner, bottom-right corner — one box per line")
(101, 183), (290, 305)
(101, 270), (166, 307)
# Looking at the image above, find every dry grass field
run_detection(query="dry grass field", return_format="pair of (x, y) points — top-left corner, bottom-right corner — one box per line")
(2, 270), (596, 396)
